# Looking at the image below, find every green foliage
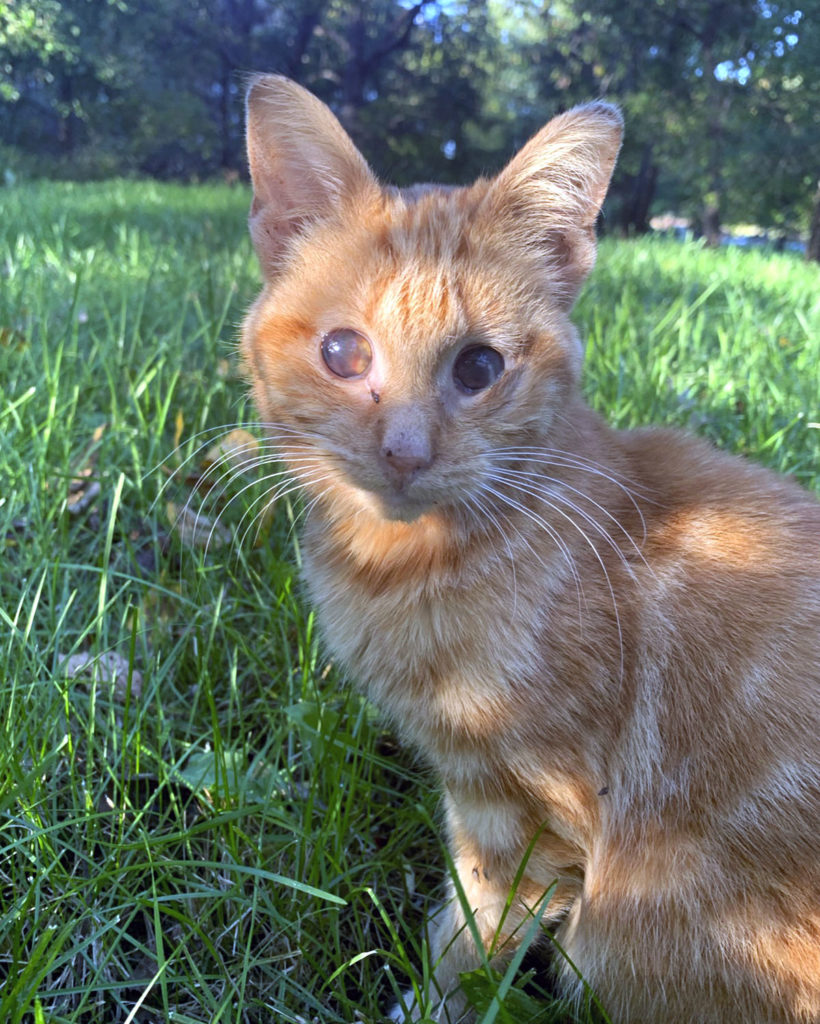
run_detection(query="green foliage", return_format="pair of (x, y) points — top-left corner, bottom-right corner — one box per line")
(1, 0), (819, 243)
(0, 182), (819, 1021)
(0, 1), (75, 101)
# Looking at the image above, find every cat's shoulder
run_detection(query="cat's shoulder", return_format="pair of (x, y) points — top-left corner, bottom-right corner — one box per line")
(622, 423), (817, 510)
(617, 424), (820, 585)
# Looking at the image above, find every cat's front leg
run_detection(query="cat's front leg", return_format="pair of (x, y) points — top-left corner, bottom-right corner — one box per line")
(389, 846), (524, 1023)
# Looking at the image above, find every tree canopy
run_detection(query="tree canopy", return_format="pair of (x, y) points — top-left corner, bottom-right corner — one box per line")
(1, 0), (818, 255)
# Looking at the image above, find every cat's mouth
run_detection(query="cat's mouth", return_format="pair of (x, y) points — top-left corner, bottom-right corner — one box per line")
(351, 475), (443, 524)
(375, 489), (438, 523)
(320, 451), (449, 523)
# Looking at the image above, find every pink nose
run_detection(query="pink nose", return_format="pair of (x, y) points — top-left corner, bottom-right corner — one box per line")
(380, 443), (433, 481)
(378, 407), (435, 485)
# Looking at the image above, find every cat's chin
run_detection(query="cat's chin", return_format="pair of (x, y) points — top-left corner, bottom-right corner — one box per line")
(357, 486), (439, 524)
(372, 493), (437, 524)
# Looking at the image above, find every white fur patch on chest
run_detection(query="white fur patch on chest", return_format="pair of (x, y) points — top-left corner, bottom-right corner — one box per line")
(448, 793), (526, 857)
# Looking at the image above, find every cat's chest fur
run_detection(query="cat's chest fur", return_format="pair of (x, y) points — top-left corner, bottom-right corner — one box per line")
(300, 519), (540, 753)
(299, 512), (617, 818)
(301, 521), (602, 869)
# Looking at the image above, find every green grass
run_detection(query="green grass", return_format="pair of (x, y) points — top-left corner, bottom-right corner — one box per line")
(1, 180), (818, 1023)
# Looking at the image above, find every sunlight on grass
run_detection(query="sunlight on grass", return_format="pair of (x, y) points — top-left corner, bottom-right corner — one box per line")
(1, 181), (818, 1022)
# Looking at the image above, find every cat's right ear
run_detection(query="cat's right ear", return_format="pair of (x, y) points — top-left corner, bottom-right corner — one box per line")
(482, 102), (623, 307)
(245, 75), (378, 278)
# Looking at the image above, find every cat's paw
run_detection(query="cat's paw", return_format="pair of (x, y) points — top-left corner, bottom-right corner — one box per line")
(387, 1000), (406, 1022)
(388, 990), (467, 1023)
(388, 990), (440, 1022)
(387, 990), (418, 1022)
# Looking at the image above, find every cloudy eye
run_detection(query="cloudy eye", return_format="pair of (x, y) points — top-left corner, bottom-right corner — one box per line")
(453, 345), (505, 393)
(321, 329), (372, 379)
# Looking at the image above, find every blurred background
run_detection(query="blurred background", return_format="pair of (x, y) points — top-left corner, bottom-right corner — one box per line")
(1, 0), (818, 256)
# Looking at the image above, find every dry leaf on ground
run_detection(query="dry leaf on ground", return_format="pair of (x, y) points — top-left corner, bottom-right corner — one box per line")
(66, 477), (101, 516)
(59, 651), (143, 699)
(166, 501), (231, 549)
(202, 428), (259, 475)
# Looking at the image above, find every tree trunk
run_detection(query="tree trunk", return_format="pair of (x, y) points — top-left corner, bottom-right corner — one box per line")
(808, 182), (820, 264)
(701, 37), (729, 248)
(57, 73), (77, 155)
(339, 8), (367, 137)
(620, 143), (658, 235)
(284, 3), (326, 79)
(701, 195), (722, 248)
(219, 59), (232, 171)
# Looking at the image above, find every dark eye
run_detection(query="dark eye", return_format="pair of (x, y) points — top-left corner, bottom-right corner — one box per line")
(453, 345), (505, 393)
(321, 329), (372, 379)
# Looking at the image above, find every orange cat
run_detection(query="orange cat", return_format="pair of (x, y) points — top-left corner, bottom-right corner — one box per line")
(240, 75), (820, 1022)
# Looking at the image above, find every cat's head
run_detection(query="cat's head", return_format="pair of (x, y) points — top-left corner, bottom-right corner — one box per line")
(241, 75), (621, 527)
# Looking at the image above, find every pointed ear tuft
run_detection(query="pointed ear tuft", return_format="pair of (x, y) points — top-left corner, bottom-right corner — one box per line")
(245, 75), (379, 277)
(485, 101), (623, 306)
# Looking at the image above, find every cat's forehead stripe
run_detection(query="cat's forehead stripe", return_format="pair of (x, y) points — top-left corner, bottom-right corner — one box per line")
(362, 204), (470, 340)
(385, 189), (474, 261)
(373, 264), (464, 342)
(359, 269), (460, 348)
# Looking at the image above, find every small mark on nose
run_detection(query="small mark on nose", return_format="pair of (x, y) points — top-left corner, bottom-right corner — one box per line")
(381, 445), (433, 479)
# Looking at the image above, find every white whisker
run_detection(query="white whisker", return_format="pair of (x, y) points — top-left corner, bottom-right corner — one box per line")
(460, 489), (519, 621)
(479, 480), (585, 620)
(490, 468), (644, 577)
(235, 469), (337, 552)
(488, 445), (654, 543)
(487, 471), (625, 681)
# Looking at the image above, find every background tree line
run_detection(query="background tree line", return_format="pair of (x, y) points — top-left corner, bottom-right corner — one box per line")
(2, 0), (819, 259)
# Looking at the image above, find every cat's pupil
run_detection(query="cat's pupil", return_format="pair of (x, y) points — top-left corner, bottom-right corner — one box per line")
(321, 329), (372, 379)
(453, 345), (505, 393)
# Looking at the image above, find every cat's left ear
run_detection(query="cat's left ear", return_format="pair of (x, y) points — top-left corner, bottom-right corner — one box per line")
(482, 102), (623, 307)
(245, 75), (379, 278)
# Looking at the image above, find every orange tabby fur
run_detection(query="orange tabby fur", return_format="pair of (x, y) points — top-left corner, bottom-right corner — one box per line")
(241, 75), (820, 1022)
